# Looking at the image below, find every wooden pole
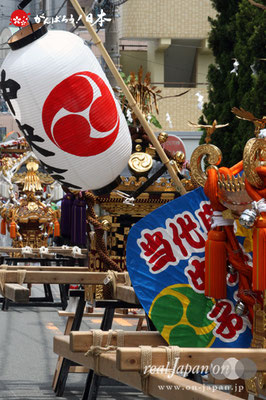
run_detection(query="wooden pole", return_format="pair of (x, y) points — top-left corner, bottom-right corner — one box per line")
(69, 0), (186, 196)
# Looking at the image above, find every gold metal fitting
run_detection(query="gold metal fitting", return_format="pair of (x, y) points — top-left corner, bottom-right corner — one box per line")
(101, 219), (111, 231)
(128, 152), (153, 177)
(158, 132), (168, 144)
(217, 173), (253, 216)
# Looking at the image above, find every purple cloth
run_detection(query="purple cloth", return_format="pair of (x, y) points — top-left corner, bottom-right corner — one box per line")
(60, 193), (74, 238)
(71, 197), (87, 246)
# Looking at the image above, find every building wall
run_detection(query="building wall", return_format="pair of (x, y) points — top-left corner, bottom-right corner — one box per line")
(196, 49), (214, 85)
(151, 87), (208, 133)
(119, 0), (216, 40)
(147, 40), (165, 84)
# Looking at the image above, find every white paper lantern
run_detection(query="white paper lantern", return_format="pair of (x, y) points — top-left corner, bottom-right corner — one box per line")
(0, 24), (132, 192)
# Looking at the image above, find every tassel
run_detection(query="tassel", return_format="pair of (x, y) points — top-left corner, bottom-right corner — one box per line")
(205, 229), (227, 299)
(60, 194), (74, 238)
(10, 221), (17, 239)
(54, 219), (60, 237)
(1, 219), (6, 235)
(253, 215), (266, 291)
(71, 197), (87, 247)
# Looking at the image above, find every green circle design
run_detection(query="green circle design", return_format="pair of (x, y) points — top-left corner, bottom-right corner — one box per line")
(149, 284), (215, 347)
(172, 286), (214, 327)
(150, 294), (183, 331)
(169, 324), (214, 347)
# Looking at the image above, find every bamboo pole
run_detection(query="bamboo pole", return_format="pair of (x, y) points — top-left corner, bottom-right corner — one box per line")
(69, 0), (186, 196)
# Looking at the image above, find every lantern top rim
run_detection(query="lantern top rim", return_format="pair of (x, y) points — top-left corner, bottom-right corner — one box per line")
(8, 23), (47, 51)
(92, 176), (122, 196)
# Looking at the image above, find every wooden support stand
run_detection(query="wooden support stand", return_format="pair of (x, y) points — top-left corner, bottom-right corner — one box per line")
(53, 295), (144, 398)
(0, 260), (89, 309)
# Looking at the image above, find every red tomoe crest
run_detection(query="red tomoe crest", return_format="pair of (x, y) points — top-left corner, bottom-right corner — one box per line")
(42, 72), (119, 157)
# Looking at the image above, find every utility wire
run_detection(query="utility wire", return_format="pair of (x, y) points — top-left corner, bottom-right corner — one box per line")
(120, 52), (209, 77)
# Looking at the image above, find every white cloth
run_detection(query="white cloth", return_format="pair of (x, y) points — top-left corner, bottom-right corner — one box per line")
(72, 246), (82, 258)
(211, 211), (234, 229)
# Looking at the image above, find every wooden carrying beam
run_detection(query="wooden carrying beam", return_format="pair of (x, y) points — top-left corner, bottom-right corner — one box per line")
(116, 347), (266, 372)
(0, 246), (88, 255)
(3, 283), (29, 302)
(60, 311), (145, 320)
(116, 284), (139, 304)
(54, 335), (240, 400)
(70, 331), (167, 352)
(0, 248), (87, 259)
(0, 265), (89, 272)
(1, 271), (127, 285)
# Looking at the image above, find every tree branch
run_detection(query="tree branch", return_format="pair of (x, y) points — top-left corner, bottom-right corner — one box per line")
(248, 0), (266, 10)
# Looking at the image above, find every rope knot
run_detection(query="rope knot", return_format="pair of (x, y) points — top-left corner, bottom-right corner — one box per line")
(85, 330), (120, 375)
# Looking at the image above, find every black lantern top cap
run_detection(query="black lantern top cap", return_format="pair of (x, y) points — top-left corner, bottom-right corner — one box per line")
(8, 23), (47, 51)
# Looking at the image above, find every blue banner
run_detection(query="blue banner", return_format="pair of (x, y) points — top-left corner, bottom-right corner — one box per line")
(126, 187), (252, 348)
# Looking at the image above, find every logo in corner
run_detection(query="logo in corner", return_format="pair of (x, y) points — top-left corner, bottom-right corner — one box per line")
(10, 10), (31, 27)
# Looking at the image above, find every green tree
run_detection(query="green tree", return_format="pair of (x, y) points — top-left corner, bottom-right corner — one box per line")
(200, 0), (266, 166)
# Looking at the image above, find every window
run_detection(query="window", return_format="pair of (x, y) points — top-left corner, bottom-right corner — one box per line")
(164, 39), (201, 88)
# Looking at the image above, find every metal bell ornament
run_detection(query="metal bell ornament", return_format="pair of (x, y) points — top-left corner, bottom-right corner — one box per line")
(239, 208), (257, 228)
(227, 264), (235, 275)
(234, 300), (246, 316)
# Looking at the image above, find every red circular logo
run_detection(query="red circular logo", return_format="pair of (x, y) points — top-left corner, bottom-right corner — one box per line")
(42, 71), (120, 157)
(10, 10), (30, 27)
(162, 135), (186, 159)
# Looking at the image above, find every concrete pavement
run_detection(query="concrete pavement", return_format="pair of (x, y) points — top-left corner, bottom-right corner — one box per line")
(0, 285), (150, 400)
